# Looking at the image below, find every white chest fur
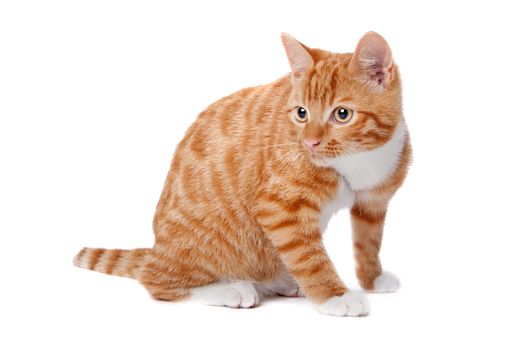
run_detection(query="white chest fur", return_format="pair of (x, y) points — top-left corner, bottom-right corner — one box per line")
(319, 120), (407, 231)
(319, 179), (355, 232)
(326, 120), (407, 191)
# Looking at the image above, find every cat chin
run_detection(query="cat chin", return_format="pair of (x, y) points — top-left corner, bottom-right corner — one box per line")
(308, 156), (332, 168)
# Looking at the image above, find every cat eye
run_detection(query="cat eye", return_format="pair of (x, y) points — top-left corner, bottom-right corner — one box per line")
(332, 107), (354, 124)
(294, 107), (309, 122)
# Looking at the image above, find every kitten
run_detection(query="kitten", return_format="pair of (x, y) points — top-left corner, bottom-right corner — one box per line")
(74, 32), (411, 317)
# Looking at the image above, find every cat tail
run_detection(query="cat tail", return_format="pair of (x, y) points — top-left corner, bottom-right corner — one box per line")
(73, 247), (151, 279)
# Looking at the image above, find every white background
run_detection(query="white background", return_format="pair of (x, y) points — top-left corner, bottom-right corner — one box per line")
(1, 1), (524, 349)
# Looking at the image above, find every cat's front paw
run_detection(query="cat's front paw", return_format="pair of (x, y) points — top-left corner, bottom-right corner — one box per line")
(370, 271), (400, 293)
(318, 291), (370, 317)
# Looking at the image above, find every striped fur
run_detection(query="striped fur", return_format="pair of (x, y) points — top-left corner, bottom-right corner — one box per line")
(73, 248), (150, 279)
(74, 32), (411, 316)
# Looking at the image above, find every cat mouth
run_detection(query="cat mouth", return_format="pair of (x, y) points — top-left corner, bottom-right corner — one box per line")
(300, 147), (334, 167)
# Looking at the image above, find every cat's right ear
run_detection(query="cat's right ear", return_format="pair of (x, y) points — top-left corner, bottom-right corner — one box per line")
(281, 33), (314, 84)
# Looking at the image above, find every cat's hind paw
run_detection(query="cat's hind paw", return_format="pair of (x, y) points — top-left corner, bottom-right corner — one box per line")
(226, 281), (260, 308)
(370, 271), (400, 293)
(190, 281), (260, 309)
(318, 291), (370, 317)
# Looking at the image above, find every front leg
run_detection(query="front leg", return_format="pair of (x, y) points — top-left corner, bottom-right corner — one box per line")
(257, 193), (369, 316)
(351, 200), (400, 293)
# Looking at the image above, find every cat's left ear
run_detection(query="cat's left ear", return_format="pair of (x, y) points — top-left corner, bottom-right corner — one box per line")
(350, 32), (394, 91)
(281, 33), (314, 84)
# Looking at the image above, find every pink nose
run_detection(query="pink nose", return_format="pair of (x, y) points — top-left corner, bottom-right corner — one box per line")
(304, 138), (321, 153)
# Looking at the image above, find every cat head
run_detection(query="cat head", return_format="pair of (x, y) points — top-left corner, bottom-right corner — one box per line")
(281, 32), (403, 165)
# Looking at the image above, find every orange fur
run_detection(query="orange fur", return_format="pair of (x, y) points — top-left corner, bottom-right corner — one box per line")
(74, 32), (411, 309)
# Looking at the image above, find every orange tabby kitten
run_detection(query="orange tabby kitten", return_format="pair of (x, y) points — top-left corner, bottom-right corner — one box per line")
(74, 32), (411, 316)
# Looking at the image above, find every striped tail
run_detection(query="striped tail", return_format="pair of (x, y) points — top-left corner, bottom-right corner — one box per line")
(73, 247), (150, 279)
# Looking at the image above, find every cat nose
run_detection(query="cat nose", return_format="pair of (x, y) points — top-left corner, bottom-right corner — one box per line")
(304, 138), (321, 153)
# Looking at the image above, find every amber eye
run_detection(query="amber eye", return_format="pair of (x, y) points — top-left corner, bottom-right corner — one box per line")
(295, 107), (308, 122)
(333, 107), (353, 123)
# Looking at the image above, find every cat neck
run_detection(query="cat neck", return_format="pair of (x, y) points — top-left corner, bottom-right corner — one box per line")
(326, 119), (407, 191)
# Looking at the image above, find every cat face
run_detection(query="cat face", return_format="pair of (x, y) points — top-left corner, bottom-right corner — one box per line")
(282, 33), (402, 166)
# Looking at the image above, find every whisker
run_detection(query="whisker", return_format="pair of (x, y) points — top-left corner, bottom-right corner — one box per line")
(267, 151), (298, 193)
(294, 155), (304, 179)
(259, 142), (297, 152)
(253, 149), (294, 189)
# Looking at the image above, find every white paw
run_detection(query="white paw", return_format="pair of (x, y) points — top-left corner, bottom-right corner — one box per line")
(371, 271), (400, 293)
(190, 281), (260, 309)
(318, 291), (370, 317)
(222, 282), (259, 309)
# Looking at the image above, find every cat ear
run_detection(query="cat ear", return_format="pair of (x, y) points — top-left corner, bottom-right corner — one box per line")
(281, 33), (314, 83)
(350, 32), (394, 91)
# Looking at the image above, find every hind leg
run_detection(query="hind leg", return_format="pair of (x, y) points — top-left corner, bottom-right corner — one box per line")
(143, 208), (272, 307)
(141, 255), (260, 308)
(139, 246), (260, 308)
